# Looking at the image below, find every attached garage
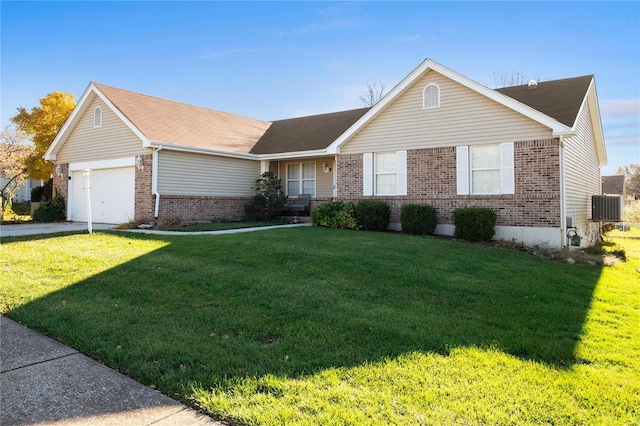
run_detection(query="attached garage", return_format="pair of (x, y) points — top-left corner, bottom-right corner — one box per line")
(69, 166), (135, 224)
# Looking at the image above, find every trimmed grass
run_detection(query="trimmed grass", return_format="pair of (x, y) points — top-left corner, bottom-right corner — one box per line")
(1, 228), (638, 425)
(165, 221), (287, 232)
(1, 202), (32, 224)
(608, 225), (640, 238)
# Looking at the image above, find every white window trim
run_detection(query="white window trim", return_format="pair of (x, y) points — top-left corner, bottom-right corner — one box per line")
(363, 151), (407, 196)
(286, 162), (316, 197)
(423, 83), (440, 109)
(93, 106), (102, 128)
(457, 143), (514, 195)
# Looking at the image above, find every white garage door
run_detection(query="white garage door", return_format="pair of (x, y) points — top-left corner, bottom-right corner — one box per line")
(70, 167), (135, 224)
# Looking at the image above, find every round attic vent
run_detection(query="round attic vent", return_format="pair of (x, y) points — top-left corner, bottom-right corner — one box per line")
(527, 79), (538, 90)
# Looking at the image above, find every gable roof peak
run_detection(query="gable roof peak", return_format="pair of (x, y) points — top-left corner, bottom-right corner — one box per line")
(90, 82), (271, 153)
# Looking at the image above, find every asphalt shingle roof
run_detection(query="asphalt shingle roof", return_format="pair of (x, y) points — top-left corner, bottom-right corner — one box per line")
(93, 83), (271, 153)
(495, 75), (593, 128)
(93, 74), (592, 156)
(250, 108), (370, 154)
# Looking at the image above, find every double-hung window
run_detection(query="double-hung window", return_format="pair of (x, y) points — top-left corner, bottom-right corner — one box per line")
(375, 152), (397, 195)
(363, 151), (407, 196)
(287, 163), (316, 197)
(457, 143), (514, 195)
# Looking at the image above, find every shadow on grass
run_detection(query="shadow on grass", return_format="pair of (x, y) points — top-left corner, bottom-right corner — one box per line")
(8, 228), (602, 398)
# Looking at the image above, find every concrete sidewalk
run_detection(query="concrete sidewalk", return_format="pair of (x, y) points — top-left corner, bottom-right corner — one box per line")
(1, 221), (311, 238)
(0, 316), (221, 425)
(1, 222), (114, 238)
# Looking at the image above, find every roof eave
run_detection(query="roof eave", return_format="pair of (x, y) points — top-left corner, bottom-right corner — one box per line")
(148, 140), (259, 160)
(45, 82), (150, 161)
(256, 149), (330, 160)
(45, 82), (94, 160)
(585, 79), (607, 166)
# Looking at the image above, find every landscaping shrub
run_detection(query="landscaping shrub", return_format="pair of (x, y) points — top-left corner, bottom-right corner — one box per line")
(453, 206), (496, 242)
(31, 186), (45, 202)
(156, 214), (185, 229)
(355, 200), (390, 232)
(11, 202), (30, 216)
(33, 193), (66, 222)
(244, 172), (287, 221)
(311, 201), (358, 229)
(401, 204), (437, 235)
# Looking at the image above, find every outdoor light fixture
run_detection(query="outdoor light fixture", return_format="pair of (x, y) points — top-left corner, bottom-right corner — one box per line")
(83, 168), (93, 234)
(55, 164), (63, 177)
(322, 163), (331, 173)
(135, 155), (144, 170)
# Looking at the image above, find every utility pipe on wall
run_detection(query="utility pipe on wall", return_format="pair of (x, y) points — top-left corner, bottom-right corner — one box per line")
(559, 135), (566, 248)
(152, 147), (162, 220)
(83, 168), (93, 234)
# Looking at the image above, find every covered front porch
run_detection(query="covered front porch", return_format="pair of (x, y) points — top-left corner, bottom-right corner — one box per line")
(263, 155), (337, 214)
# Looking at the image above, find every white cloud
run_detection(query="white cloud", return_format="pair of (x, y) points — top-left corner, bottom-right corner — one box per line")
(600, 99), (640, 120)
(604, 137), (640, 147)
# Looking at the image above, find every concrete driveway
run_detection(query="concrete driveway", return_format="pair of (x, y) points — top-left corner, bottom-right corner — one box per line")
(0, 222), (114, 238)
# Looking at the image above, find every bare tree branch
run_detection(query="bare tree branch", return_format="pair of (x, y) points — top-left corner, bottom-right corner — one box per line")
(359, 82), (387, 107)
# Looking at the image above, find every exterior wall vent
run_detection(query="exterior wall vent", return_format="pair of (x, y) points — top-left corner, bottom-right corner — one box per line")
(591, 195), (623, 221)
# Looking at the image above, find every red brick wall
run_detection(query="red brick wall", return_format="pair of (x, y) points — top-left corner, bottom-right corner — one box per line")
(336, 139), (561, 228)
(337, 154), (363, 199)
(158, 196), (250, 222)
(52, 163), (69, 203)
(134, 154), (155, 221)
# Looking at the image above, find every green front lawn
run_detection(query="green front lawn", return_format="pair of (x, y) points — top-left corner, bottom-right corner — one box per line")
(1, 228), (638, 425)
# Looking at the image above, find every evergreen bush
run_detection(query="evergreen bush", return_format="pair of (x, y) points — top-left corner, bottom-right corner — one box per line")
(452, 206), (496, 242)
(311, 201), (358, 230)
(244, 172), (287, 221)
(400, 204), (437, 235)
(355, 200), (390, 232)
(33, 192), (66, 222)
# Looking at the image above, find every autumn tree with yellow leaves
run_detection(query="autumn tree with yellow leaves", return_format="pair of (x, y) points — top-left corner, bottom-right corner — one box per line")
(10, 91), (76, 181)
(1, 126), (35, 211)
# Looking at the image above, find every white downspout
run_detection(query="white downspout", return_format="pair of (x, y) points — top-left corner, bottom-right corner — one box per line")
(559, 136), (567, 248)
(153, 147), (162, 219)
(333, 154), (338, 198)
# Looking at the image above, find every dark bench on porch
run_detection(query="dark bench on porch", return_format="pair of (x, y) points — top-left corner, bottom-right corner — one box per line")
(282, 194), (311, 216)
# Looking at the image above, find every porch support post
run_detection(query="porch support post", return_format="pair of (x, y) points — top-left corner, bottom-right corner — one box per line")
(260, 160), (270, 174)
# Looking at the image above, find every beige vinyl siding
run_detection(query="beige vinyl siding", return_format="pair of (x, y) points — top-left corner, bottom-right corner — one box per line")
(157, 150), (259, 196)
(564, 100), (601, 226)
(56, 96), (149, 163)
(272, 158), (334, 198)
(315, 160), (334, 198)
(341, 70), (553, 154)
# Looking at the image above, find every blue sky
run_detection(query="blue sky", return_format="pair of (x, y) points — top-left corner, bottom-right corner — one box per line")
(1, 1), (638, 175)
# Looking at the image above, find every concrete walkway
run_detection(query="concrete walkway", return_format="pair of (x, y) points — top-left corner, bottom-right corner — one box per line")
(1, 221), (311, 238)
(1, 222), (114, 238)
(124, 222), (311, 236)
(0, 316), (221, 425)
